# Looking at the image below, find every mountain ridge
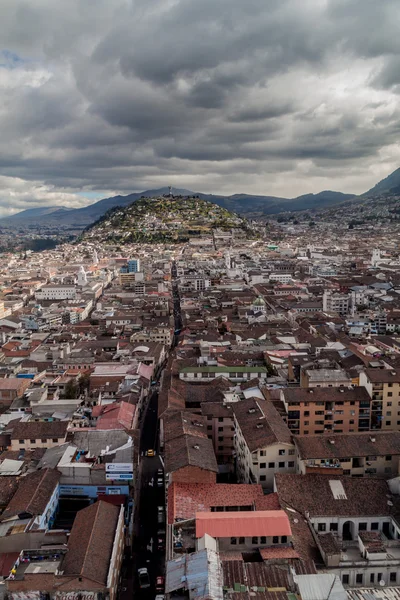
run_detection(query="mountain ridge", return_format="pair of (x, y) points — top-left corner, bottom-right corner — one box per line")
(2, 166), (400, 227)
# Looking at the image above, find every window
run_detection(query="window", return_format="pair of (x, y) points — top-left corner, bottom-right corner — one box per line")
(252, 536), (258, 544)
(315, 411), (324, 415)
(370, 574), (375, 584)
(342, 575), (349, 585)
(279, 449), (285, 455)
(41, 438), (47, 443)
(388, 392), (393, 397)
(387, 411), (392, 416)
(288, 461), (294, 468)
(281, 536), (287, 543)
(231, 537), (237, 545)
(386, 422), (391, 426)
(378, 573), (382, 582)
(318, 523), (326, 532)
(30, 439), (36, 444)
(288, 449), (295, 455)
(386, 455), (392, 461)
(268, 462), (275, 468)
(218, 417), (223, 422)
(52, 438), (58, 443)
(260, 475), (266, 481)
(330, 523), (338, 532)
(349, 420), (354, 425)
(207, 426), (212, 430)
(279, 462), (285, 468)
(260, 463), (266, 469)
(356, 574), (363, 584)
(260, 450), (266, 456)
(389, 383), (393, 388)
(237, 537), (244, 544)
(371, 522), (379, 530)
(218, 427), (223, 432)
(387, 401), (393, 406)
(260, 536), (266, 544)
(19, 439), (24, 444)
(273, 536), (279, 544)
(358, 523), (367, 531)
(208, 435), (212, 439)
(218, 436), (223, 441)
(304, 421), (309, 426)
(304, 411), (310, 416)
(390, 573), (397, 583)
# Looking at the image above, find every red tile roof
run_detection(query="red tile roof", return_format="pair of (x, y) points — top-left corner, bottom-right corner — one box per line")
(260, 547), (300, 560)
(168, 482), (267, 524)
(195, 510), (292, 538)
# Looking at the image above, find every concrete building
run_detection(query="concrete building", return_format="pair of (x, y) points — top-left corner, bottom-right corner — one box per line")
(360, 369), (400, 431)
(233, 397), (295, 491)
(294, 431), (400, 478)
(281, 387), (371, 435)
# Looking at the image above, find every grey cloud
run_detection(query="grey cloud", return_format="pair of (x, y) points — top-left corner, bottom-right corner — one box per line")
(0, 0), (400, 215)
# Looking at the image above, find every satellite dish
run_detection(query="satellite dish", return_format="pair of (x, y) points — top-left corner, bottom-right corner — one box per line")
(379, 580), (386, 587)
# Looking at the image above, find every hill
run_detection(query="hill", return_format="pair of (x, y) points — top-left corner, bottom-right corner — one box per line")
(364, 168), (400, 197)
(83, 194), (254, 244)
(0, 206), (73, 225)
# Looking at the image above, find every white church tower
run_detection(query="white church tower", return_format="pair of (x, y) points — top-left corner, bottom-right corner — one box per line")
(93, 249), (99, 265)
(77, 265), (87, 286)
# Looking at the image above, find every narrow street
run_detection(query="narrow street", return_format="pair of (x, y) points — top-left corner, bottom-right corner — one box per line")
(119, 258), (182, 600)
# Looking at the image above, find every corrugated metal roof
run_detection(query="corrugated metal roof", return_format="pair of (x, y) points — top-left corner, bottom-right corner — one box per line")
(166, 548), (223, 600)
(196, 511), (292, 538)
(294, 574), (347, 600)
(347, 589), (400, 600)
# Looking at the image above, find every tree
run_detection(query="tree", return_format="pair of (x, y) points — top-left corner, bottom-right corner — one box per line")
(63, 379), (79, 399)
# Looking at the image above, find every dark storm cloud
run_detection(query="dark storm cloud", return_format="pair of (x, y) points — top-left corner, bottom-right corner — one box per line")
(1, 0), (400, 215)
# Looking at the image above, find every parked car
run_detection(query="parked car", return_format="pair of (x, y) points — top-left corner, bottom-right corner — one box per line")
(156, 576), (165, 592)
(138, 568), (150, 589)
(155, 595), (165, 600)
(157, 537), (165, 552)
(157, 476), (163, 487)
(157, 506), (165, 524)
(146, 449), (155, 457)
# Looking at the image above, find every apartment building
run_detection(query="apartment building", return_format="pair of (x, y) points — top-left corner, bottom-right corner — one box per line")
(201, 402), (235, 470)
(281, 387), (371, 435)
(360, 368), (400, 431)
(323, 290), (351, 316)
(294, 431), (400, 478)
(233, 397), (295, 491)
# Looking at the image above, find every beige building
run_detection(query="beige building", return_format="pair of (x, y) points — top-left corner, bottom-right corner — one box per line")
(360, 368), (400, 431)
(10, 420), (68, 451)
(294, 431), (400, 478)
(233, 397), (295, 491)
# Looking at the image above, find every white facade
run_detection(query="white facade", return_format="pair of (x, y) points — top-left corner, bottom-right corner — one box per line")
(36, 285), (77, 301)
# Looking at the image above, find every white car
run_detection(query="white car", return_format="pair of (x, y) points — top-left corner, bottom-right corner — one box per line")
(138, 567), (150, 589)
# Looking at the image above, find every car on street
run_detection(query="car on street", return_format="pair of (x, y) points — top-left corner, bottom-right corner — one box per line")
(157, 506), (165, 524)
(157, 537), (165, 552)
(138, 568), (150, 589)
(156, 576), (165, 592)
(146, 449), (155, 457)
(157, 475), (163, 487)
(155, 595), (165, 600)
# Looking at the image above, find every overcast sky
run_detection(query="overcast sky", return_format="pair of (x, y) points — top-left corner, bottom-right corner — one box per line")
(2, 0), (400, 216)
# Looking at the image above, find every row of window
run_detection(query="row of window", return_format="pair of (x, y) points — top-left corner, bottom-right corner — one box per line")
(231, 535), (287, 545)
(342, 572), (397, 585)
(19, 438), (59, 444)
(258, 461), (295, 470)
(318, 522), (380, 532)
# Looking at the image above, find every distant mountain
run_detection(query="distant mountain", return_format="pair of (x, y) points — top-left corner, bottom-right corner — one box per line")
(364, 168), (400, 197)
(0, 205), (72, 224)
(0, 187), (357, 228)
